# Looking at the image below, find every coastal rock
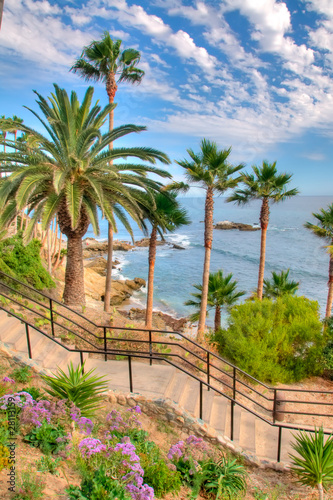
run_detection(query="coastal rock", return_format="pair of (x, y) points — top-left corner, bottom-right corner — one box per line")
(83, 267), (146, 305)
(214, 220), (260, 231)
(84, 257), (119, 275)
(125, 308), (188, 332)
(172, 244), (186, 250)
(82, 239), (134, 258)
(135, 237), (165, 247)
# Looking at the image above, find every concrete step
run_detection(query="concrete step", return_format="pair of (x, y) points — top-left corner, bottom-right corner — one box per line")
(209, 394), (229, 434)
(0, 321), (25, 345)
(163, 370), (189, 403)
(239, 409), (256, 453)
(42, 345), (78, 371)
(202, 387), (216, 423)
(178, 377), (200, 417)
(14, 328), (49, 354)
(224, 401), (241, 444)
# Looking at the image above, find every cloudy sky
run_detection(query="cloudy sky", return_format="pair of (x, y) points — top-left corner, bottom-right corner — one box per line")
(1, 0), (333, 195)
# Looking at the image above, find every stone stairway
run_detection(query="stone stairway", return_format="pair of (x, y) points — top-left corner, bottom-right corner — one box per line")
(0, 310), (294, 464)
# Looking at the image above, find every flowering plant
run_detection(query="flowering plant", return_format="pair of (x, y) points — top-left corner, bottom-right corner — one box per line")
(167, 435), (208, 486)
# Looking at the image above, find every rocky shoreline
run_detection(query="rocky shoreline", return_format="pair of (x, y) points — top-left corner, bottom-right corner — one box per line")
(80, 237), (190, 332)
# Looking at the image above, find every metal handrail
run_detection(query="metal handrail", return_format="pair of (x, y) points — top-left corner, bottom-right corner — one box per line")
(1, 270), (333, 463)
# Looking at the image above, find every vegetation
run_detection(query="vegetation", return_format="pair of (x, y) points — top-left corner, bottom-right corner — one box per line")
(174, 139), (243, 341)
(211, 295), (325, 383)
(289, 427), (333, 500)
(305, 203), (333, 318)
(0, 85), (170, 306)
(71, 32), (146, 313)
(263, 269), (299, 298)
(228, 161), (298, 300)
(0, 234), (55, 290)
(43, 362), (109, 417)
(185, 270), (245, 332)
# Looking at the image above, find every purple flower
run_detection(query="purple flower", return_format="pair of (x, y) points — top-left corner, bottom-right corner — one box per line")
(128, 405), (142, 415)
(0, 392), (34, 410)
(78, 438), (106, 457)
(2, 377), (15, 384)
(167, 441), (184, 460)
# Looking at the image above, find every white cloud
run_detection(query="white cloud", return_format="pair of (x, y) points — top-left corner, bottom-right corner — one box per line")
(0, 0), (94, 69)
(223, 0), (314, 71)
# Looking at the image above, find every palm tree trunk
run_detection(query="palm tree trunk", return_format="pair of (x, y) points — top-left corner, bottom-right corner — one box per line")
(197, 187), (214, 342)
(63, 235), (86, 305)
(257, 198), (269, 300)
(104, 77), (117, 313)
(326, 254), (333, 318)
(104, 222), (114, 311)
(145, 225), (157, 329)
(214, 305), (221, 333)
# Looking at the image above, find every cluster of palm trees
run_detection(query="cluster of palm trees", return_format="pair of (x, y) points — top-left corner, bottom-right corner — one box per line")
(0, 30), (332, 342)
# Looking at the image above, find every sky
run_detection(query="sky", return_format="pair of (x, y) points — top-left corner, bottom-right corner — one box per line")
(0, 0), (333, 195)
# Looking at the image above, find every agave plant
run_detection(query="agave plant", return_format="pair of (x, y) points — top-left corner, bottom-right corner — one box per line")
(43, 362), (109, 417)
(289, 427), (333, 500)
(202, 455), (247, 499)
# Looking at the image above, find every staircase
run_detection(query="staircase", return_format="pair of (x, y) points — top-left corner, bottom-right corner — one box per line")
(0, 310), (294, 464)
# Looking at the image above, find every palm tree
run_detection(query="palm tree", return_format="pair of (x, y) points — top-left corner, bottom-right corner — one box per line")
(71, 32), (145, 312)
(185, 270), (245, 333)
(228, 161), (298, 300)
(140, 192), (190, 329)
(305, 204), (333, 318)
(263, 269), (299, 299)
(175, 139), (243, 341)
(0, 85), (170, 305)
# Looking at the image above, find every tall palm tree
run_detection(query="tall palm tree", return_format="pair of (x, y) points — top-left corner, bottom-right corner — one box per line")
(228, 161), (298, 300)
(0, 85), (170, 305)
(185, 270), (245, 333)
(263, 269), (299, 299)
(140, 192), (190, 329)
(305, 204), (333, 318)
(175, 139), (243, 342)
(71, 32), (145, 312)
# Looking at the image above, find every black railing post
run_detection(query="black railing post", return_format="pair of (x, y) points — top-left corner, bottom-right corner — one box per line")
(207, 352), (210, 391)
(231, 367), (236, 441)
(49, 298), (55, 337)
(104, 327), (107, 361)
(277, 426), (282, 462)
(273, 389), (277, 424)
(80, 352), (85, 374)
(25, 324), (32, 359)
(199, 381), (203, 420)
(149, 330), (152, 366)
(128, 355), (133, 393)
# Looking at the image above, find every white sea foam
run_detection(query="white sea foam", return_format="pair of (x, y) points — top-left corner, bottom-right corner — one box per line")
(166, 233), (191, 248)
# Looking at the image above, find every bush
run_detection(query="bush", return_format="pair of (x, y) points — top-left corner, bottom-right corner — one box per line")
(0, 233), (55, 290)
(211, 295), (325, 383)
(201, 455), (247, 499)
(24, 421), (66, 454)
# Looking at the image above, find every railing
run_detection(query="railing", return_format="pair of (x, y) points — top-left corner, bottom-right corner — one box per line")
(0, 269), (332, 463)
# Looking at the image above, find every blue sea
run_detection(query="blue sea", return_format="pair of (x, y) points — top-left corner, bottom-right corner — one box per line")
(85, 196), (333, 325)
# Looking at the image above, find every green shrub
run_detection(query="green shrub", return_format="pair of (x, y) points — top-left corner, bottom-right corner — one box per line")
(24, 421), (66, 454)
(141, 456), (182, 497)
(10, 365), (32, 384)
(66, 466), (132, 500)
(13, 470), (45, 500)
(43, 362), (109, 417)
(36, 455), (62, 475)
(21, 386), (44, 401)
(211, 295), (325, 383)
(0, 233), (55, 290)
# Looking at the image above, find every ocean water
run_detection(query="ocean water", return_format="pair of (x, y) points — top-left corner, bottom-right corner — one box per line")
(85, 196), (333, 325)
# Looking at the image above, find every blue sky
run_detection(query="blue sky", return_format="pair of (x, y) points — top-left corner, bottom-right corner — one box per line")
(1, 0), (333, 195)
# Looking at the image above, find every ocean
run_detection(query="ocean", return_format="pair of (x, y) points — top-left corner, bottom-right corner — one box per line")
(85, 196), (333, 326)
